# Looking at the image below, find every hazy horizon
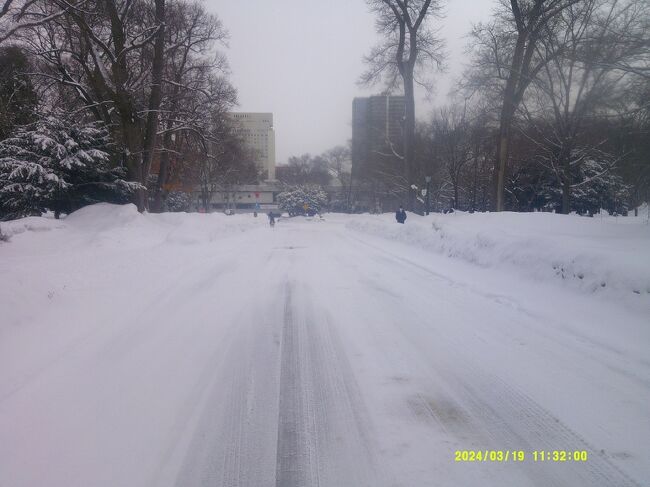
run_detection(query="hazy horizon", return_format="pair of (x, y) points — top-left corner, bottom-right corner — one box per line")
(206, 0), (494, 164)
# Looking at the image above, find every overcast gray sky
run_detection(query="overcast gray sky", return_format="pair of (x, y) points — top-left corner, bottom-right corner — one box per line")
(206, 1), (494, 164)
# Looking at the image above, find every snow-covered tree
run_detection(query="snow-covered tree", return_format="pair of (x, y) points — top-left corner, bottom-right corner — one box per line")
(277, 185), (328, 216)
(165, 191), (191, 212)
(571, 158), (630, 215)
(508, 150), (630, 214)
(0, 114), (139, 220)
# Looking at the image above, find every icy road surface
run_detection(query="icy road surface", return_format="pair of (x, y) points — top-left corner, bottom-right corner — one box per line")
(1, 209), (649, 487)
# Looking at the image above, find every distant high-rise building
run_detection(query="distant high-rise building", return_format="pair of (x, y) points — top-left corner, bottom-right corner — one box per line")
(228, 112), (276, 181)
(351, 95), (405, 184)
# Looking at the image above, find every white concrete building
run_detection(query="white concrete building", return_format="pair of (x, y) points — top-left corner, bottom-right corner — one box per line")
(228, 112), (276, 181)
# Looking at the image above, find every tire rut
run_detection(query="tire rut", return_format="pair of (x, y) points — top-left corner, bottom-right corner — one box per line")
(275, 281), (382, 487)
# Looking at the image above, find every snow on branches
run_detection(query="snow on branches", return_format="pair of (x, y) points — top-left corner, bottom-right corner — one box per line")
(277, 184), (328, 216)
(0, 114), (139, 220)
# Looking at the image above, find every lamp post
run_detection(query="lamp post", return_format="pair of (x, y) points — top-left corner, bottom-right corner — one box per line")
(425, 176), (432, 215)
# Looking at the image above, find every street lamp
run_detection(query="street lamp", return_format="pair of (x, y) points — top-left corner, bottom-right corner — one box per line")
(425, 176), (432, 215)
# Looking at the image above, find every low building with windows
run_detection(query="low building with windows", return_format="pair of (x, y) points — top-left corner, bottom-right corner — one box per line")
(207, 183), (281, 212)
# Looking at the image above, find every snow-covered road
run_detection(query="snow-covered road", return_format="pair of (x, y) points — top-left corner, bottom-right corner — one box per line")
(1, 208), (648, 486)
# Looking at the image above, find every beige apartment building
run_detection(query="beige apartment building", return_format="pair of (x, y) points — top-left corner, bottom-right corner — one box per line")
(228, 112), (276, 181)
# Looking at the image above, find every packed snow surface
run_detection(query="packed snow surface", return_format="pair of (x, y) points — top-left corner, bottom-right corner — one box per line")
(1, 204), (649, 487)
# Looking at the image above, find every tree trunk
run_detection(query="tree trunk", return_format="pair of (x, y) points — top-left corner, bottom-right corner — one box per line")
(152, 129), (173, 212)
(561, 159), (571, 214)
(139, 0), (166, 212)
(117, 116), (146, 211)
(403, 71), (416, 209)
(152, 146), (170, 212)
(494, 127), (510, 212)
(493, 29), (528, 212)
(471, 154), (478, 212)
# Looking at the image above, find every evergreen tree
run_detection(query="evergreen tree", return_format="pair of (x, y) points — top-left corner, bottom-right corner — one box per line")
(277, 185), (328, 216)
(571, 159), (630, 215)
(0, 114), (139, 220)
(165, 191), (191, 212)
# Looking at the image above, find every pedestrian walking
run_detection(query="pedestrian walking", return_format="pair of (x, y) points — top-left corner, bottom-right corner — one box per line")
(396, 206), (407, 224)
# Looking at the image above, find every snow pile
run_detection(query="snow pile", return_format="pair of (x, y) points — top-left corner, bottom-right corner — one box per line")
(1, 203), (266, 247)
(345, 211), (650, 299)
(0, 215), (66, 239)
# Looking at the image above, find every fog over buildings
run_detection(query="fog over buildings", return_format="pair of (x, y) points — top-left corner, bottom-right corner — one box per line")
(206, 0), (494, 164)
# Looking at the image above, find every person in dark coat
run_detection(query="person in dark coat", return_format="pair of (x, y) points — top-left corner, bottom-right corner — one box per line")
(396, 206), (407, 224)
(267, 211), (276, 227)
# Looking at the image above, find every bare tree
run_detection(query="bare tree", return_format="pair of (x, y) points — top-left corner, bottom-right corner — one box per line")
(430, 105), (475, 209)
(277, 154), (332, 187)
(361, 0), (445, 206)
(0, 0), (71, 44)
(466, 0), (584, 211)
(151, 1), (235, 211)
(522, 0), (649, 213)
(322, 145), (352, 209)
(6, 0), (166, 211)
(0, 0), (13, 19)
(3, 1), (241, 214)
(140, 0), (166, 210)
(589, 0), (650, 80)
(195, 116), (257, 212)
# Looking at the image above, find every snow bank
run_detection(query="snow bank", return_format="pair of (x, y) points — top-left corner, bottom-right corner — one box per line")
(1, 215), (66, 239)
(344, 211), (650, 299)
(1, 203), (266, 248)
(3, 203), (648, 300)
(633, 202), (650, 221)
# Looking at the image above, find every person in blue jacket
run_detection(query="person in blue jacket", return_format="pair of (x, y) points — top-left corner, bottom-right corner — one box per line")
(396, 206), (407, 224)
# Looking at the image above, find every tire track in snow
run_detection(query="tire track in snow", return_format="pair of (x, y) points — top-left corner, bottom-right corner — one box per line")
(275, 281), (315, 487)
(172, 300), (283, 487)
(275, 283), (318, 487)
(275, 280), (382, 487)
(171, 255), (288, 487)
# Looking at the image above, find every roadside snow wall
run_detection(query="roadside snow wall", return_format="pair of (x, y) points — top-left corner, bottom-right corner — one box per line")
(345, 210), (650, 299)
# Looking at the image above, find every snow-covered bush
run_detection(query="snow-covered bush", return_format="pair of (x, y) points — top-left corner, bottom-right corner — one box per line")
(277, 184), (328, 216)
(165, 191), (191, 212)
(0, 114), (139, 220)
(537, 158), (631, 215)
(571, 159), (630, 215)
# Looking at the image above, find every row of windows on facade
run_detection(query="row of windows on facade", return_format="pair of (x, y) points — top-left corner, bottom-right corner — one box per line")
(232, 114), (272, 124)
(233, 130), (269, 137)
